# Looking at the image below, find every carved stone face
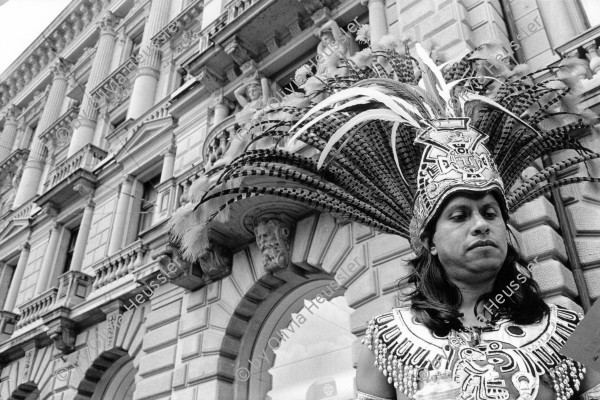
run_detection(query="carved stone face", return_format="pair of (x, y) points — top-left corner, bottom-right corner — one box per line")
(247, 84), (261, 101)
(254, 218), (291, 272)
(320, 31), (335, 46)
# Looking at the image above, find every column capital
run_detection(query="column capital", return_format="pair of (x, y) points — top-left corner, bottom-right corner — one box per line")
(20, 241), (31, 252)
(2, 104), (20, 122)
(98, 11), (119, 35)
(50, 59), (71, 81)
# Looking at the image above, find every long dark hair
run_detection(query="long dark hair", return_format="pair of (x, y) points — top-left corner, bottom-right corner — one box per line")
(399, 243), (549, 337)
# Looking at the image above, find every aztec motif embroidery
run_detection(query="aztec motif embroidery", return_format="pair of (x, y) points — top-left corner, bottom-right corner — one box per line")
(364, 305), (586, 400)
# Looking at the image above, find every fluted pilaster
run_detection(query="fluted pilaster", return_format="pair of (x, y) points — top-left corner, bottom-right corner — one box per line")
(127, 0), (172, 119)
(108, 176), (134, 254)
(68, 12), (119, 157)
(12, 61), (70, 208)
(70, 195), (95, 272)
(361, 0), (388, 50)
(35, 220), (63, 295)
(536, 0), (585, 48)
(0, 105), (20, 161)
(3, 243), (30, 313)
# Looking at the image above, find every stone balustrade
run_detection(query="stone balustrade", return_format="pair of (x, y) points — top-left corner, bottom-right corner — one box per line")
(556, 25), (600, 79)
(203, 115), (239, 167)
(151, 0), (203, 47)
(0, 149), (28, 178)
(91, 240), (147, 291)
(39, 105), (79, 151)
(44, 144), (107, 192)
(15, 288), (58, 330)
(197, 0), (262, 52)
(89, 56), (139, 110)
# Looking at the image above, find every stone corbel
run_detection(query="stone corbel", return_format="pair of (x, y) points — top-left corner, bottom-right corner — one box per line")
(223, 36), (255, 66)
(73, 181), (95, 199)
(287, 15), (304, 38)
(45, 318), (76, 354)
(153, 240), (232, 291)
(253, 214), (293, 273)
(299, 0), (332, 16)
(265, 32), (280, 54)
(195, 67), (223, 93)
(0, 311), (18, 340)
(311, 7), (332, 25)
(42, 202), (60, 220)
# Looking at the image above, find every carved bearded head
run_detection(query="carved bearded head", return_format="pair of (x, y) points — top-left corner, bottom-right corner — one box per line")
(254, 217), (291, 272)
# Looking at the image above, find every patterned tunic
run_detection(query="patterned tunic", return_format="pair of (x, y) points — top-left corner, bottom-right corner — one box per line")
(364, 304), (586, 400)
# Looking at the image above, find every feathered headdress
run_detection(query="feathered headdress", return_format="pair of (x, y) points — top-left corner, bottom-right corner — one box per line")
(169, 40), (600, 260)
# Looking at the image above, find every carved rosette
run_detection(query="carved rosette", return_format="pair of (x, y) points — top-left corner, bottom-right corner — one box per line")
(253, 215), (292, 272)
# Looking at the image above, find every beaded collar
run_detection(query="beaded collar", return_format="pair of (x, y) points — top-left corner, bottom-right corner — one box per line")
(364, 304), (586, 400)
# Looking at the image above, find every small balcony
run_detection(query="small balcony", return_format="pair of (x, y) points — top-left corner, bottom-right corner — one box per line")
(203, 115), (239, 169)
(555, 24), (600, 107)
(11, 271), (93, 338)
(36, 144), (107, 209)
(90, 240), (147, 295)
(89, 56), (138, 110)
(151, 0), (203, 48)
(39, 105), (79, 157)
(14, 288), (57, 331)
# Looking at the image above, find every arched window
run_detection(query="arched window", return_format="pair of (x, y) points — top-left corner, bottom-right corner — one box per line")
(241, 279), (356, 400)
(90, 356), (136, 400)
(267, 296), (355, 400)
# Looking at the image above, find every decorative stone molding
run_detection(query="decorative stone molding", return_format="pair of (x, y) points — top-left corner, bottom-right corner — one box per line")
(98, 11), (119, 34)
(199, 241), (233, 280)
(153, 243), (206, 290)
(265, 32), (280, 54)
(224, 36), (254, 66)
(153, 241), (232, 290)
(299, 0), (333, 16)
(0, 311), (18, 341)
(45, 318), (76, 354)
(253, 215), (293, 272)
(195, 67), (223, 92)
(50, 59), (71, 80)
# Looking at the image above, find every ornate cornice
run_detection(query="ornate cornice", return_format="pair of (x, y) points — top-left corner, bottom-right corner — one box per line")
(0, 0), (118, 112)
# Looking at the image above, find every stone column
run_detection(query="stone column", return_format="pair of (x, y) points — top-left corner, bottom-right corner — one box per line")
(0, 105), (19, 161)
(3, 242), (30, 312)
(68, 12), (119, 158)
(69, 197), (95, 272)
(108, 176), (134, 254)
(127, 0), (172, 119)
(35, 221), (63, 294)
(361, 0), (388, 50)
(13, 61), (69, 208)
(536, 0), (585, 48)
(160, 144), (176, 183)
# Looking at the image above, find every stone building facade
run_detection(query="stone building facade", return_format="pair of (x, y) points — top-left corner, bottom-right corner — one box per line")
(0, 0), (599, 399)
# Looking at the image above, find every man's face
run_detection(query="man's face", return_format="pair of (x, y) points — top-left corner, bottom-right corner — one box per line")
(429, 193), (508, 286)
